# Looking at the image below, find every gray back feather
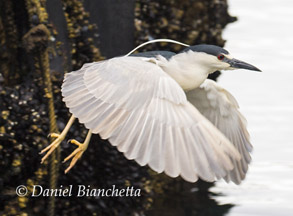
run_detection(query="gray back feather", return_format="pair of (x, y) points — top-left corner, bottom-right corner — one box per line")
(130, 51), (176, 60)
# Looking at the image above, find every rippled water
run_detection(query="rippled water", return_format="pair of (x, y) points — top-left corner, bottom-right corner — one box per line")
(210, 0), (293, 215)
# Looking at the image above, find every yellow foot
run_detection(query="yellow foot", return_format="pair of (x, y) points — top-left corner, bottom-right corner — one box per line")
(40, 133), (64, 163)
(40, 116), (75, 164)
(63, 139), (89, 174)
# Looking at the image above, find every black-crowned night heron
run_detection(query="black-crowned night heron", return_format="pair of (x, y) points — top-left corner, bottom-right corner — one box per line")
(40, 39), (261, 184)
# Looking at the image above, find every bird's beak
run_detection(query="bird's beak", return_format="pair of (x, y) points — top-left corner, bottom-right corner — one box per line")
(227, 58), (262, 72)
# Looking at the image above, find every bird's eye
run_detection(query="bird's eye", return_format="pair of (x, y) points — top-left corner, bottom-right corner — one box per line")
(217, 54), (225, 61)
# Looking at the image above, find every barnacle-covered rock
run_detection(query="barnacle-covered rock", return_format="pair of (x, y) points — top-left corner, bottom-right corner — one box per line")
(22, 24), (50, 53)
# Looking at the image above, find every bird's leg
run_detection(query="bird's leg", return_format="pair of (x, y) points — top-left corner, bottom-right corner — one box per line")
(40, 115), (76, 163)
(63, 130), (92, 174)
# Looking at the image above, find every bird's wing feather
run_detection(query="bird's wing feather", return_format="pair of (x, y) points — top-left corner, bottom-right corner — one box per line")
(61, 56), (241, 183)
(186, 79), (252, 184)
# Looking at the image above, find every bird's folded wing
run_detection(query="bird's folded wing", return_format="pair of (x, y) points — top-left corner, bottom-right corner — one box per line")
(186, 79), (252, 184)
(61, 56), (241, 183)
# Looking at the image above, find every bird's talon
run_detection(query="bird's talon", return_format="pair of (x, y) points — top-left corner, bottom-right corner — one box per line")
(40, 133), (64, 163)
(68, 139), (82, 146)
(40, 116), (76, 166)
(48, 132), (59, 138)
(63, 139), (87, 173)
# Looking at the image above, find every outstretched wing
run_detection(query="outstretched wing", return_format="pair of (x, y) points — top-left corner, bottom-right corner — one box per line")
(186, 79), (252, 184)
(61, 56), (241, 183)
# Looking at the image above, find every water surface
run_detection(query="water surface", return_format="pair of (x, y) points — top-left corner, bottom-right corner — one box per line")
(210, 0), (293, 215)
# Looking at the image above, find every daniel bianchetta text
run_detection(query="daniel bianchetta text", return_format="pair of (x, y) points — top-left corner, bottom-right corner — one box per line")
(29, 185), (141, 197)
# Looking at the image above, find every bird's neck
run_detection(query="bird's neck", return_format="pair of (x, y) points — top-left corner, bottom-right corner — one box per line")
(158, 52), (215, 91)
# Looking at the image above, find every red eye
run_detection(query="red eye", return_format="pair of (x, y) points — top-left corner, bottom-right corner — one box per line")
(217, 54), (225, 60)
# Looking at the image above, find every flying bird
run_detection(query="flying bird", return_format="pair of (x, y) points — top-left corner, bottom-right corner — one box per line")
(40, 39), (261, 184)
